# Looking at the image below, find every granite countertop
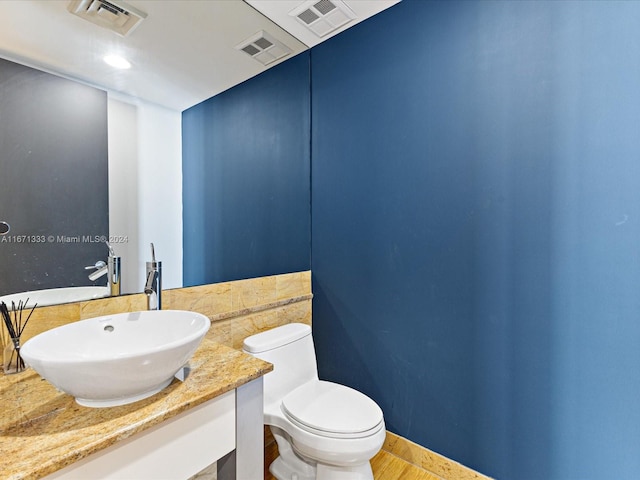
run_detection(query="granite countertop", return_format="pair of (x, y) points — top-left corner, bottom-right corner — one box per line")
(0, 336), (273, 480)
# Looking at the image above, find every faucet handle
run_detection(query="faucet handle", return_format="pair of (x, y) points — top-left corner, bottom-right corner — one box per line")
(85, 261), (106, 270)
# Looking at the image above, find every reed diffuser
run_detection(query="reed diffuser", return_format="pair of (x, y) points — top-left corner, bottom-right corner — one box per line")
(1, 300), (37, 374)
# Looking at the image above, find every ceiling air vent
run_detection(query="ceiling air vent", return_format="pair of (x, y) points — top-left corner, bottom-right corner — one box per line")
(289, 0), (357, 37)
(68, 0), (147, 37)
(236, 31), (292, 66)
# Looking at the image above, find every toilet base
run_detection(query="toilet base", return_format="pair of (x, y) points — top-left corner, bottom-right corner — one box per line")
(270, 455), (316, 480)
(270, 455), (374, 480)
(316, 462), (374, 480)
(269, 425), (375, 480)
(270, 426), (316, 480)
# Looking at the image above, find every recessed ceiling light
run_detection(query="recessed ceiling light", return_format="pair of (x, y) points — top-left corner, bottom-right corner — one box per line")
(104, 55), (131, 69)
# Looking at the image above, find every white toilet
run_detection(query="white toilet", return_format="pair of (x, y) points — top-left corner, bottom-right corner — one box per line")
(243, 323), (386, 480)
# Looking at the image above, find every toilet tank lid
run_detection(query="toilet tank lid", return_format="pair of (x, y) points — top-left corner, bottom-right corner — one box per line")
(243, 323), (311, 354)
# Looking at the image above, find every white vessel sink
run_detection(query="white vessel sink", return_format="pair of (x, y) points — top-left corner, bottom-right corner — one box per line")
(21, 310), (211, 407)
(0, 286), (109, 307)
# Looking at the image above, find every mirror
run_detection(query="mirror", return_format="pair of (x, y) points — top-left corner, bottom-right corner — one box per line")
(0, 0), (308, 303)
(0, 0), (398, 304)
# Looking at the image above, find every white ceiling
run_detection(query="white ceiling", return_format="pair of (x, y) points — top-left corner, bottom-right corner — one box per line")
(0, 0), (399, 112)
(245, 0), (401, 48)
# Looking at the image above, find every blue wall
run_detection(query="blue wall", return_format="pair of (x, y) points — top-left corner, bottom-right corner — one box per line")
(183, 1), (640, 478)
(311, 1), (640, 479)
(182, 53), (311, 285)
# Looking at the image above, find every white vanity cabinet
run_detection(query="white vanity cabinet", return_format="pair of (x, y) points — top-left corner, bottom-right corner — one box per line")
(0, 340), (271, 480)
(44, 379), (263, 480)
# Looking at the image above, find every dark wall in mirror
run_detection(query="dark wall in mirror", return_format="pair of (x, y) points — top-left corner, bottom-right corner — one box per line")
(182, 53), (311, 285)
(0, 58), (108, 296)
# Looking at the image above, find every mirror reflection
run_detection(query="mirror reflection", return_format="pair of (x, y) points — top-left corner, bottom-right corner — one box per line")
(0, 0), (308, 303)
(0, 0), (396, 305)
(0, 61), (185, 301)
(0, 57), (109, 298)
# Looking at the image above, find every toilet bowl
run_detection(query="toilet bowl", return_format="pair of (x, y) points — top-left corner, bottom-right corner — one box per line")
(243, 323), (385, 480)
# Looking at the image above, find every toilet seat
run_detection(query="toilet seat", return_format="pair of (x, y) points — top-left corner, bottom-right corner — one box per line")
(281, 380), (384, 439)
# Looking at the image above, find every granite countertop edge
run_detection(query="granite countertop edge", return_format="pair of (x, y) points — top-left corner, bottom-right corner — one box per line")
(0, 337), (272, 480)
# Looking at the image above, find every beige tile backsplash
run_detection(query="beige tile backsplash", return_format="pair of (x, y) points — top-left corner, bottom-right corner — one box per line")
(18, 271), (312, 347)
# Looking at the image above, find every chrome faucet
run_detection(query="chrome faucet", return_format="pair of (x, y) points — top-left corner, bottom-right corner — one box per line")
(85, 242), (121, 296)
(144, 243), (161, 310)
(106, 242), (121, 297)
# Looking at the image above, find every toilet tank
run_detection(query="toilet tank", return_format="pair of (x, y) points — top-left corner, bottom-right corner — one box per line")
(243, 323), (318, 408)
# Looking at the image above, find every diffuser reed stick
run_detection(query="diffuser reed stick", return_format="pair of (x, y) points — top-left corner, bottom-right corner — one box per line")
(1, 300), (37, 374)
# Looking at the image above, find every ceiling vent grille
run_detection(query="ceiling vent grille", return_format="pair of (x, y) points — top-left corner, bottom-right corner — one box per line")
(289, 0), (357, 37)
(236, 31), (292, 66)
(68, 0), (147, 37)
